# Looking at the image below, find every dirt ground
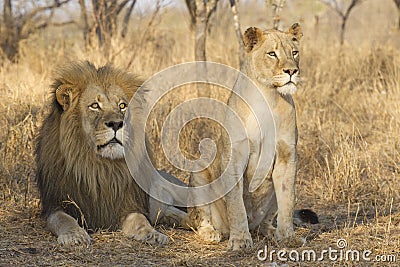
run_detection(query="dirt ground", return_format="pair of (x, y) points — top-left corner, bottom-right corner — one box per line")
(1, 189), (399, 266)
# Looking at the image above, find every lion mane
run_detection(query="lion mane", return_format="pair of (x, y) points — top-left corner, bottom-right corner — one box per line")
(36, 61), (147, 231)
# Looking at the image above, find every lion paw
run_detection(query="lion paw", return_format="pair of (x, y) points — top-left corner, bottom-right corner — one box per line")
(57, 228), (91, 246)
(197, 225), (222, 243)
(228, 232), (253, 251)
(142, 230), (169, 246)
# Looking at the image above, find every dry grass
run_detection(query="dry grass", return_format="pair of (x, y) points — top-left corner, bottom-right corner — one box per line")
(1, 1), (400, 266)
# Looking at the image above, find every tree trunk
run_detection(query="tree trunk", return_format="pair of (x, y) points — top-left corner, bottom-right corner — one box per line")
(91, 0), (113, 55)
(92, 0), (105, 47)
(90, 0), (133, 55)
(266, 0), (285, 30)
(229, 0), (244, 67)
(398, 8), (400, 30)
(272, 0), (286, 30)
(78, 0), (90, 47)
(0, 0), (72, 62)
(395, 0), (400, 29)
(192, 0), (218, 97)
(3, 0), (13, 30)
(194, 0), (207, 61)
(186, 0), (196, 30)
(121, 0), (137, 38)
(2, 0), (18, 61)
(314, 15), (319, 41)
(1, 41), (19, 62)
(320, 0), (361, 45)
(194, 0), (208, 97)
(340, 17), (346, 45)
(340, 0), (359, 45)
(108, 1), (118, 37)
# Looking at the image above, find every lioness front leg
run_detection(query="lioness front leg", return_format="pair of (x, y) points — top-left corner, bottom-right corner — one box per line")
(225, 178), (253, 250)
(47, 210), (91, 245)
(272, 141), (297, 241)
(222, 140), (253, 250)
(122, 213), (169, 245)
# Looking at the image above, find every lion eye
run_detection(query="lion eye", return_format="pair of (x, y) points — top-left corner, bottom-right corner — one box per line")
(89, 102), (100, 110)
(292, 51), (299, 57)
(267, 51), (277, 57)
(119, 102), (127, 111)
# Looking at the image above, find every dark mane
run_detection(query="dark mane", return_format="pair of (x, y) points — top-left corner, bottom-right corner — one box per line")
(36, 61), (147, 231)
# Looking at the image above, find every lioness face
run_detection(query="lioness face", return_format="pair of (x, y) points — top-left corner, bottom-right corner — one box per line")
(244, 25), (302, 95)
(80, 84), (129, 159)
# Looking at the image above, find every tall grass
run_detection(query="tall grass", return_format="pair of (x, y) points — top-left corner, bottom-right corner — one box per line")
(296, 45), (399, 211)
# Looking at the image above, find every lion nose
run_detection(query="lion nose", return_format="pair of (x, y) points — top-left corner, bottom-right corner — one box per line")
(283, 68), (298, 76)
(105, 121), (123, 132)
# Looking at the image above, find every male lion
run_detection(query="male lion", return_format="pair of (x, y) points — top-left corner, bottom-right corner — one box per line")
(36, 61), (186, 246)
(189, 23), (317, 250)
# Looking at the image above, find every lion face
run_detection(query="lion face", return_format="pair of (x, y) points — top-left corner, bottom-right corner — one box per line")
(79, 84), (129, 159)
(53, 62), (142, 160)
(243, 24), (303, 95)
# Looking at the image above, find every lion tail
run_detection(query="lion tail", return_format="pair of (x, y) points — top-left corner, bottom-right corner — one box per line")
(293, 209), (319, 225)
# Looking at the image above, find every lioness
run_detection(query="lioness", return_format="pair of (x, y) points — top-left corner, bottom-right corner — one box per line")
(189, 23), (317, 250)
(36, 61), (186, 246)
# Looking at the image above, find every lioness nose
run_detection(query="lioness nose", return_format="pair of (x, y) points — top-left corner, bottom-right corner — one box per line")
(283, 68), (298, 76)
(105, 121), (123, 132)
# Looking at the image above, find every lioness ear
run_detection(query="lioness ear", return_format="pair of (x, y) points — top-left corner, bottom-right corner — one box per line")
(243, 27), (265, 52)
(55, 84), (74, 111)
(287, 23), (303, 42)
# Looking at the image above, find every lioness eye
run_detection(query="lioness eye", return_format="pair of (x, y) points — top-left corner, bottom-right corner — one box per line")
(267, 52), (277, 57)
(89, 102), (100, 110)
(293, 51), (299, 57)
(119, 102), (127, 111)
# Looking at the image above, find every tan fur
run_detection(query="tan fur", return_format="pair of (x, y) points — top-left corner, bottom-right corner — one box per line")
(36, 61), (169, 246)
(189, 24), (304, 250)
(277, 140), (292, 165)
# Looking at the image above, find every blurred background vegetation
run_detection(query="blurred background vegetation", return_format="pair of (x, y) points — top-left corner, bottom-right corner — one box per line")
(0, 1), (399, 265)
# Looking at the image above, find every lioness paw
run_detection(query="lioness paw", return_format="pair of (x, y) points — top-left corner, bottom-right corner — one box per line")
(57, 228), (91, 246)
(197, 225), (222, 243)
(142, 230), (169, 246)
(228, 232), (253, 251)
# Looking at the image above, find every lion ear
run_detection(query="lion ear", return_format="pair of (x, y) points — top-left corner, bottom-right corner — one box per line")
(55, 84), (74, 111)
(286, 23), (303, 42)
(243, 27), (265, 52)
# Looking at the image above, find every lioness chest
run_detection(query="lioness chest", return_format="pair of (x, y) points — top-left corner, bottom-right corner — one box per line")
(242, 95), (296, 229)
